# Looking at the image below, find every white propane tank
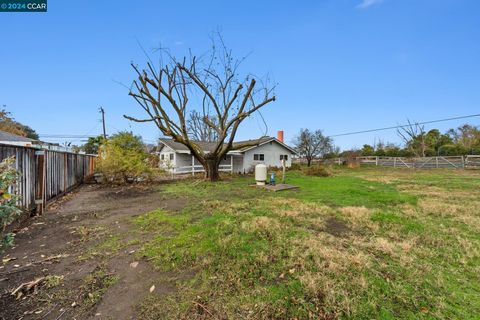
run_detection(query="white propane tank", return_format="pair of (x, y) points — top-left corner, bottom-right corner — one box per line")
(255, 164), (267, 185)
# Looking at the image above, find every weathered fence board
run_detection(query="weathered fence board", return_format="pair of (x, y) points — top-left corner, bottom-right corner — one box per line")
(465, 155), (480, 169)
(0, 144), (96, 212)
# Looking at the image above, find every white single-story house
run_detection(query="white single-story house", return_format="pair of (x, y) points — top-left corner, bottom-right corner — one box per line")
(158, 133), (296, 174)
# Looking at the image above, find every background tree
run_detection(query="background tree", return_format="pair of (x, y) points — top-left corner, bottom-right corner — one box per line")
(124, 34), (276, 181)
(187, 110), (219, 142)
(397, 120), (427, 157)
(0, 107), (39, 139)
(344, 123), (479, 158)
(424, 129), (453, 155)
(360, 144), (375, 156)
(293, 128), (333, 166)
(447, 124), (480, 152)
(81, 135), (105, 154)
(97, 131), (152, 183)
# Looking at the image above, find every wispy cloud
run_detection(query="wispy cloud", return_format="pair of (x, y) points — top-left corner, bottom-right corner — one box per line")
(357, 0), (383, 9)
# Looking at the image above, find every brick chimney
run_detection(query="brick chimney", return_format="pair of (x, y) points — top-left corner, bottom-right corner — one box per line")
(277, 130), (284, 143)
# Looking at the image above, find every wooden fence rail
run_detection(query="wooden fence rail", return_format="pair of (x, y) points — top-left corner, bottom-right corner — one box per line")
(297, 155), (480, 170)
(0, 144), (96, 213)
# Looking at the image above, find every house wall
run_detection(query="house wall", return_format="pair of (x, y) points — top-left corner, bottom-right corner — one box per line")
(243, 141), (293, 172)
(231, 155), (244, 173)
(158, 145), (177, 171)
(161, 148), (243, 174)
(174, 153), (194, 173)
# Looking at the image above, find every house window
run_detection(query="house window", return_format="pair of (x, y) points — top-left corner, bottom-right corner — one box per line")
(169, 153), (174, 161)
(253, 154), (264, 161)
(280, 155), (288, 161)
(160, 154), (165, 160)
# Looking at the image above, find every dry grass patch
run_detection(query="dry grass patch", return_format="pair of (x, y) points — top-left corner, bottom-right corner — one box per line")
(339, 206), (371, 224)
(241, 216), (281, 234)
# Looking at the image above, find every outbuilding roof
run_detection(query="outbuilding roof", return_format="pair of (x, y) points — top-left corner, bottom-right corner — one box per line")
(0, 131), (36, 143)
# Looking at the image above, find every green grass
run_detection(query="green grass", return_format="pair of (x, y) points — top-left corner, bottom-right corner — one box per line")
(286, 171), (417, 208)
(131, 166), (480, 319)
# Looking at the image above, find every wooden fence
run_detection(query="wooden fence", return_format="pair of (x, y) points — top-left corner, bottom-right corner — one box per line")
(0, 144), (96, 213)
(173, 164), (233, 175)
(315, 155), (480, 169)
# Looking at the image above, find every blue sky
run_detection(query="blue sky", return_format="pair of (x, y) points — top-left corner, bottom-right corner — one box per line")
(1, 0), (479, 149)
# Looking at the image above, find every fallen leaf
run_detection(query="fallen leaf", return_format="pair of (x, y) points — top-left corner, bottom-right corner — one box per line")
(149, 285), (155, 293)
(130, 261), (139, 268)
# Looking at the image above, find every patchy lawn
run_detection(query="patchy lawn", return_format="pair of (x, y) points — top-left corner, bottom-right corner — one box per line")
(1, 166), (479, 319)
(134, 167), (480, 319)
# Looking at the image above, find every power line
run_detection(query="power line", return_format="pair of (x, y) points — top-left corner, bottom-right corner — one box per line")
(38, 113), (480, 141)
(328, 113), (480, 138)
(38, 135), (96, 138)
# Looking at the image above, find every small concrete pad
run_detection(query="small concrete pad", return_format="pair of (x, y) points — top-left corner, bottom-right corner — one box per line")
(251, 183), (299, 192)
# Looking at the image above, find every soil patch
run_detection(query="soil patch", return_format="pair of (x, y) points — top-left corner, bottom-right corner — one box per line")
(324, 217), (350, 237)
(0, 183), (186, 320)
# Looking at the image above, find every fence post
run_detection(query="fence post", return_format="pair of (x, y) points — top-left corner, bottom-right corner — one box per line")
(393, 157), (397, 168)
(191, 155), (195, 176)
(376, 156), (378, 166)
(436, 157), (438, 168)
(338, 158), (341, 165)
(64, 153), (67, 192)
(231, 155), (234, 174)
(462, 156), (465, 168)
(35, 151), (45, 215)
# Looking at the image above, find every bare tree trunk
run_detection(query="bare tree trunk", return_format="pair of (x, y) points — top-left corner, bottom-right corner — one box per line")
(204, 158), (220, 181)
(307, 157), (312, 167)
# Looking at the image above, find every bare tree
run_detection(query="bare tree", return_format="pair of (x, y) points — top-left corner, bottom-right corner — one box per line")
(293, 129), (333, 166)
(187, 110), (218, 142)
(124, 35), (276, 181)
(397, 119), (427, 157)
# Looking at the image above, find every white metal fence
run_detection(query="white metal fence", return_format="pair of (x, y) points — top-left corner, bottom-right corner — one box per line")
(310, 155), (480, 169)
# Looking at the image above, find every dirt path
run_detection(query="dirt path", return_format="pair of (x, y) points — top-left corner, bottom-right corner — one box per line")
(0, 184), (185, 320)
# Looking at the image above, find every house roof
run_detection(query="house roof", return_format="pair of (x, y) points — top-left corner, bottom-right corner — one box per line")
(159, 137), (296, 154)
(0, 131), (36, 143)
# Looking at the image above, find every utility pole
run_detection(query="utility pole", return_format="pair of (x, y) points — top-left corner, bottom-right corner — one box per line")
(99, 107), (106, 139)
